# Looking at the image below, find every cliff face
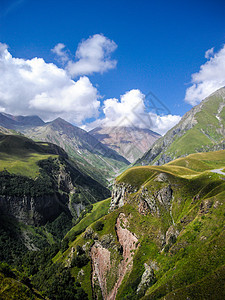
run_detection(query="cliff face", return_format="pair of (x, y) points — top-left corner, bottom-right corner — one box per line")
(110, 182), (137, 211)
(110, 173), (173, 220)
(0, 157), (110, 226)
(0, 194), (68, 226)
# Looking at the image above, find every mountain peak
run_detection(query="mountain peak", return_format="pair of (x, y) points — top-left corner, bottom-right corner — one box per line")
(49, 117), (75, 128)
(89, 125), (161, 162)
(136, 87), (225, 166)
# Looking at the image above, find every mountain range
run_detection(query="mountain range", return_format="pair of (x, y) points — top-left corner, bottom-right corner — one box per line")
(1, 87), (225, 299)
(0, 113), (131, 186)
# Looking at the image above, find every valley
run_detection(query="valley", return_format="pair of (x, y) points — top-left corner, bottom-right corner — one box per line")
(0, 88), (225, 299)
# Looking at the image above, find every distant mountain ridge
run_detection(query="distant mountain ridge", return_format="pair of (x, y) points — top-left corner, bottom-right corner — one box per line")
(22, 117), (130, 185)
(89, 126), (161, 163)
(0, 113), (130, 185)
(136, 87), (225, 166)
(0, 112), (44, 129)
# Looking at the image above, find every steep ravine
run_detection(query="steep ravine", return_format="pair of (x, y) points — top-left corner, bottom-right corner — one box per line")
(91, 213), (139, 300)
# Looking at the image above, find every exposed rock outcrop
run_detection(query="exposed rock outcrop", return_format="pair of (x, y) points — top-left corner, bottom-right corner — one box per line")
(138, 184), (173, 216)
(0, 194), (69, 225)
(110, 182), (136, 211)
(136, 263), (156, 296)
(165, 225), (179, 245)
(91, 242), (111, 299)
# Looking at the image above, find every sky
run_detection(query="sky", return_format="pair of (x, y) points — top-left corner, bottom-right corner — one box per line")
(0, 0), (225, 134)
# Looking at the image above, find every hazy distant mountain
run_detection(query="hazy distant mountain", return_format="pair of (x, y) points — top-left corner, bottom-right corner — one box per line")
(0, 112), (45, 129)
(136, 86), (225, 166)
(23, 118), (130, 185)
(89, 126), (161, 163)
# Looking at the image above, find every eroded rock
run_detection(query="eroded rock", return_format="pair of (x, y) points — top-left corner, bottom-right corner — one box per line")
(110, 182), (136, 211)
(90, 213), (139, 300)
(165, 225), (179, 245)
(137, 263), (156, 296)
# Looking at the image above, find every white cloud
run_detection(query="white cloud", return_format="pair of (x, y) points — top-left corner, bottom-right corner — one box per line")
(0, 40), (180, 135)
(85, 89), (181, 135)
(185, 45), (225, 105)
(0, 42), (100, 123)
(205, 47), (214, 59)
(51, 43), (69, 64)
(66, 34), (117, 76)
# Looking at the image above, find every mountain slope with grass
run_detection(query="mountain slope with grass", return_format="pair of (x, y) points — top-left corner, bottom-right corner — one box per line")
(89, 126), (161, 163)
(43, 149), (225, 299)
(23, 118), (129, 186)
(0, 133), (110, 263)
(136, 87), (225, 166)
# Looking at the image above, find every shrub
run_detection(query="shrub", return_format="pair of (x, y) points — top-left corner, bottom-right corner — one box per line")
(94, 220), (104, 231)
(71, 254), (89, 268)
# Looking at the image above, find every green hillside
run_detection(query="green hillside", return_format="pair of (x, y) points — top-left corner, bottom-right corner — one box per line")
(42, 149), (225, 299)
(1, 131), (225, 299)
(137, 87), (225, 166)
(0, 263), (43, 300)
(0, 133), (66, 178)
(0, 133), (110, 268)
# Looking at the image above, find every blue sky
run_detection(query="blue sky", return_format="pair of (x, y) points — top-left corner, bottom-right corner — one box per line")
(0, 0), (225, 134)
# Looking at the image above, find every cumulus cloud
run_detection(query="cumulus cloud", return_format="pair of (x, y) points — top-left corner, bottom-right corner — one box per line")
(0, 39), (180, 135)
(85, 89), (181, 135)
(65, 34), (117, 76)
(51, 43), (69, 64)
(185, 45), (225, 105)
(0, 42), (100, 123)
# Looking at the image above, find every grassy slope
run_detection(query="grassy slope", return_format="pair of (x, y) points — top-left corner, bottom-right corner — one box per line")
(53, 149), (225, 299)
(65, 198), (111, 242)
(165, 93), (224, 159)
(117, 150), (225, 299)
(0, 152), (57, 178)
(136, 89), (225, 167)
(0, 134), (58, 178)
(0, 272), (43, 300)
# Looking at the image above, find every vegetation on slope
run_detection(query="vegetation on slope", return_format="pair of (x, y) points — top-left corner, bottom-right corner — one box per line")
(52, 149), (225, 299)
(136, 87), (225, 166)
(0, 262), (43, 299)
(1, 128), (225, 299)
(0, 133), (110, 276)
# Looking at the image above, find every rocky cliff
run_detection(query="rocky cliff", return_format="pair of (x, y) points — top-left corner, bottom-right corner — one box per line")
(0, 156), (109, 225)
